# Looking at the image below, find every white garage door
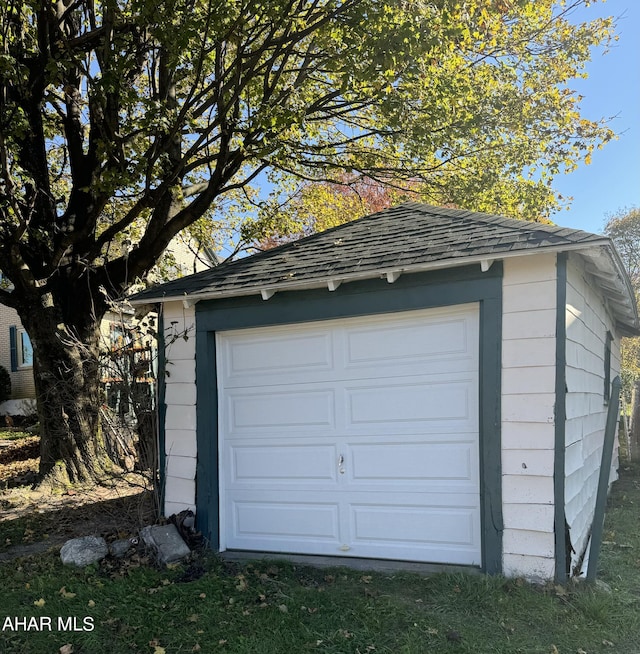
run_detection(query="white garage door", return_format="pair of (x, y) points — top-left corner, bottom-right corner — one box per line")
(216, 304), (481, 565)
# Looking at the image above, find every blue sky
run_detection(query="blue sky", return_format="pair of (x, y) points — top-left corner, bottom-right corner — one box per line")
(551, 0), (640, 234)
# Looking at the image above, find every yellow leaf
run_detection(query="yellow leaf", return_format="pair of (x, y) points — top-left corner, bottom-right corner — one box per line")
(88, 600), (96, 608)
(59, 645), (74, 654)
(59, 587), (77, 599)
(33, 598), (46, 607)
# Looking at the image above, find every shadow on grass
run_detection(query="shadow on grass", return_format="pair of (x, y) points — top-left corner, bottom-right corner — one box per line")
(0, 486), (156, 556)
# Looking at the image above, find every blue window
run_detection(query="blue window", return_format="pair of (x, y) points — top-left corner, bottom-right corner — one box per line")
(9, 326), (33, 370)
(20, 330), (33, 366)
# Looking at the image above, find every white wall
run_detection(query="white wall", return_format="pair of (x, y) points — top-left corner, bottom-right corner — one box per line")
(564, 254), (621, 575)
(162, 301), (198, 517)
(501, 254), (558, 580)
(0, 305), (36, 399)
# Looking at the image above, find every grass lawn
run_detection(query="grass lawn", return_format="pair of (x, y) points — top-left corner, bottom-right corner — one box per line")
(1, 465), (639, 654)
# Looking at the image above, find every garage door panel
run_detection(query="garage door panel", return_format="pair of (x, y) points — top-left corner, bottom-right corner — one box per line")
(346, 378), (476, 428)
(228, 443), (338, 485)
(347, 441), (478, 490)
(225, 388), (335, 435)
(345, 314), (474, 369)
(227, 494), (341, 548)
(349, 502), (481, 565)
(221, 330), (334, 386)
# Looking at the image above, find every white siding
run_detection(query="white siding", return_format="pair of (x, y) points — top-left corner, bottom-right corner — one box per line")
(0, 305), (36, 399)
(564, 254), (621, 575)
(162, 301), (198, 516)
(501, 254), (558, 579)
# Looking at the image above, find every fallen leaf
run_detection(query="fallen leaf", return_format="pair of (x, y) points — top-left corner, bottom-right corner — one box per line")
(278, 604), (288, 613)
(59, 646), (73, 654)
(59, 587), (76, 599)
(360, 575), (372, 584)
(192, 645), (201, 652)
(550, 646), (559, 654)
(198, 593), (206, 599)
(33, 598), (45, 607)
(602, 640), (615, 647)
(187, 614), (199, 623)
(88, 600), (96, 608)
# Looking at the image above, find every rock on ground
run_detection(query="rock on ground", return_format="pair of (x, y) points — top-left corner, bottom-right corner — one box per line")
(60, 535), (108, 567)
(140, 524), (190, 565)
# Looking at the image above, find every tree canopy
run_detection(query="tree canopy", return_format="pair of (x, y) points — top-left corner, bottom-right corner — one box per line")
(1, 0), (616, 288)
(0, 0), (620, 483)
(604, 207), (640, 400)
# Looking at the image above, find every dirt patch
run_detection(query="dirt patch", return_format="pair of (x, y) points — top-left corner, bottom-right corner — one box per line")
(0, 436), (40, 487)
(0, 436), (157, 559)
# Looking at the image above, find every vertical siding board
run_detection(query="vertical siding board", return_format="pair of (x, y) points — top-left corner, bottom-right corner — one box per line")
(161, 301), (198, 518)
(501, 254), (558, 579)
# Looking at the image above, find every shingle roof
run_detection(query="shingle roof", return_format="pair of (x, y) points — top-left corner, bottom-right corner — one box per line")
(131, 202), (638, 333)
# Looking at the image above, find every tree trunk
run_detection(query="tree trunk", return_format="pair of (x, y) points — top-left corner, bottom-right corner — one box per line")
(19, 305), (112, 488)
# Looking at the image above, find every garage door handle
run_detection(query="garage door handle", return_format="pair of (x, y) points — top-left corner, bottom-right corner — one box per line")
(338, 454), (345, 474)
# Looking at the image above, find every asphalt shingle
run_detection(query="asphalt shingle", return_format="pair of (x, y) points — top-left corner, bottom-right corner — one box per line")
(133, 202), (608, 303)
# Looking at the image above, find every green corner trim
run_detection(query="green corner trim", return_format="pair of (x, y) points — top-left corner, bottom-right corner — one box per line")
(157, 306), (167, 512)
(195, 264), (503, 572)
(554, 252), (568, 582)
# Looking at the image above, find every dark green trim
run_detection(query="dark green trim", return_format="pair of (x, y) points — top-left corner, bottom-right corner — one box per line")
(603, 331), (613, 404)
(156, 306), (167, 513)
(195, 264), (503, 572)
(554, 252), (568, 582)
(195, 331), (219, 549)
(9, 325), (17, 372)
(479, 295), (504, 574)
(586, 376), (621, 582)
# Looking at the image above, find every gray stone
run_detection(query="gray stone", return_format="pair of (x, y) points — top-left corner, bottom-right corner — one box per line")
(60, 536), (108, 567)
(109, 538), (134, 559)
(140, 524), (190, 565)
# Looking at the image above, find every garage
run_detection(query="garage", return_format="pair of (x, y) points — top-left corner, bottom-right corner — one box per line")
(216, 304), (481, 565)
(132, 202), (640, 580)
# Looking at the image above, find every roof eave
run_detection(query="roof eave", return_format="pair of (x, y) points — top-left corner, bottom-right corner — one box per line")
(130, 239), (611, 305)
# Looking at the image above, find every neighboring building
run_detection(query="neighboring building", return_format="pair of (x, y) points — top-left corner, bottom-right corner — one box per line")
(0, 304), (36, 400)
(131, 203), (638, 582)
